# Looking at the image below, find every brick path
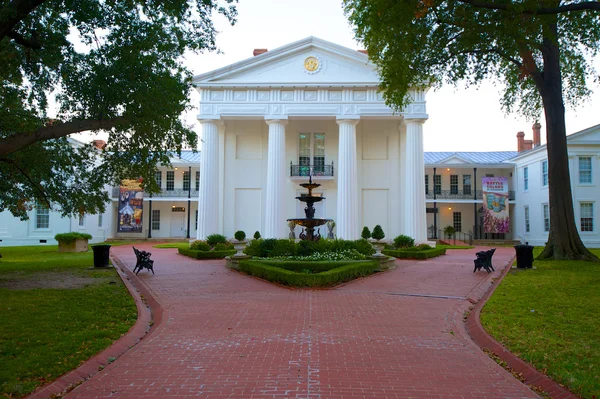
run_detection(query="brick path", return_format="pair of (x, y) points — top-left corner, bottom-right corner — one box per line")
(67, 245), (538, 399)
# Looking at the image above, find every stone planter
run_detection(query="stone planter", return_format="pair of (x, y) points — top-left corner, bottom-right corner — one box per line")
(58, 238), (89, 253)
(231, 239), (249, 258)
(369, 239), (387, 257)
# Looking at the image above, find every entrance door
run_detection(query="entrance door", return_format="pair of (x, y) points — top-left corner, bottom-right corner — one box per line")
(170, 210), (186, 237)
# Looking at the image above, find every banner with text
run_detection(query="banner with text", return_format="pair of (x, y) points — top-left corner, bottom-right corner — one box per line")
(482, 177), (510, 233)
(118, 179), (144, 233)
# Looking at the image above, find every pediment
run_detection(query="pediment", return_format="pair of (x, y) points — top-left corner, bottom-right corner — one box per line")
(193, 37), (380, 87)
(438, 154), (471, 164)
(567, 124), (600, 144)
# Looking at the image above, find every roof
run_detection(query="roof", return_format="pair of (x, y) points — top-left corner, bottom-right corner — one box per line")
(170, 150), (200, 164)
(424, 152), (518, 165)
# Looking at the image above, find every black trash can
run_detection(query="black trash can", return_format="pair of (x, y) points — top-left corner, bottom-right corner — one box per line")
(514, 244), (534, 269)
(92, 244), (112, 268)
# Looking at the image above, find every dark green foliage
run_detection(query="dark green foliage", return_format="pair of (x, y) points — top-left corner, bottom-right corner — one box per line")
(178, 248), (235, 259)
(243, 238), (375, 258)
(361, 226), (371, 240)
(416, 243), (432, 250)
(443, 225), (455, 238)
(238, 260), (377, 288)
(214, 242), (233, 251)
(0, 1), (237, 219)
(253, 231), (261, 240)
(393, 235), (414, 249)
(54, 232), (93, 244)
(189, 240), (210, 251)
(371, 225), (385, 241)
(247, 260), (371, 273)
(234, 230), (246, 241)
(206, 234), (227, 247)
(269, 239), (296, 257)
(383, 248), (446, 260)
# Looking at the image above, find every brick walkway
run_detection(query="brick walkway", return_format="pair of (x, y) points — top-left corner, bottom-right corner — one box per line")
(67, 245), (538, 399)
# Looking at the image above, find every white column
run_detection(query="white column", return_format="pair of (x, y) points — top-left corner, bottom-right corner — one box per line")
(402, 119), (428, 243)
(336, 119), (360, 240)
(196, 120), (220, 240)
(264, 119), (287, 238)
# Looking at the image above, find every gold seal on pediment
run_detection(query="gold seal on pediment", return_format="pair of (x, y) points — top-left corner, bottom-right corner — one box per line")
(304, 56), (319, 72)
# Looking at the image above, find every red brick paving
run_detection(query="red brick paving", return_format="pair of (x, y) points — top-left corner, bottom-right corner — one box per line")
(65, 245), (539, 399)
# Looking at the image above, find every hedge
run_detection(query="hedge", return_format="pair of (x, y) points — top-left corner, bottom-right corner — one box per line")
(54, 232), (93, 244)
(242, 260), (369, 273)
(178, 248), (236, 259)
(238, 260), (378, 288)
(382, 247), (446, 259)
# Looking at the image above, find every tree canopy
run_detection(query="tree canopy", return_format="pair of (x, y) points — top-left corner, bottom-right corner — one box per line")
(0, 0), (236, 219)
(344, 0), (600, 260)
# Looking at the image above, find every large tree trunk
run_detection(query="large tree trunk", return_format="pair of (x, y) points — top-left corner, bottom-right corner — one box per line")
(535, 22), (598, 261)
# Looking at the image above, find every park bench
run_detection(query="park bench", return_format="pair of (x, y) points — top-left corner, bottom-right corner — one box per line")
(133, 247), (154, 275)
(473, 248), (496, 273)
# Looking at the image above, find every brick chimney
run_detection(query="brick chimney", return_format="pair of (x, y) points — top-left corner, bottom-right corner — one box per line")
(532, 122), (541, 147)
(358, 49), (368, 55)
(517, 131), (525, 152)
(92, 139), (106, 150)
(253, 48), (268, 56)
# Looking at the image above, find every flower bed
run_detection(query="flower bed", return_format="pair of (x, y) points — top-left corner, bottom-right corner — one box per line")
(178, 248), (236, 259)
(382, 247), (446, 259)
(238, 259), (377, 288)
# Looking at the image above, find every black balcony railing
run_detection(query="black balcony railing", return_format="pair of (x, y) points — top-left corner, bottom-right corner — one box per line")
(425, 189), (515, 201)
(290, 162), (334, 177)
(112, 187), (198, 198)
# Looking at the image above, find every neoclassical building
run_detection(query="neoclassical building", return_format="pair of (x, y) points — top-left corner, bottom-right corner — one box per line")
(193, 37), (429, 242)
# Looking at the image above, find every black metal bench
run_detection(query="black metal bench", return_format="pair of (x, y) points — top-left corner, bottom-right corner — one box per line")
(133, 247), (154, 275)
(473, 248), (496, 273)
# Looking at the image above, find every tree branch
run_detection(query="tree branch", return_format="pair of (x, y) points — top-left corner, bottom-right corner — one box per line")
(455, 0), (600, 15)
(0, 157), (51, 207)
(0, 0), (48, 41)
(7, 29), (41, 49)
(0, 117), (128, 157)
(451, 48), (523, 68)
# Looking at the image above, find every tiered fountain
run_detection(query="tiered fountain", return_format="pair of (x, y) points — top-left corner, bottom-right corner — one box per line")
(287, 174), (331, 241)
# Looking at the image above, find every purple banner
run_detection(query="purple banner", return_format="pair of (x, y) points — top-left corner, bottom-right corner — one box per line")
(482, 177), (510, 233)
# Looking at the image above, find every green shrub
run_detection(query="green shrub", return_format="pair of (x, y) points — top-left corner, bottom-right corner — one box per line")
(443, 225), (455, 238)
(243, 239), (263, 257)
(54, 232), (93, 244)
(244, 238), (375, 258)
(234, 230), (246, 241)
(189, 240), (211, 251)
(238, 260), (377, 287)
(244, 260), (367, 273)
(371, 225), (385, 241)
(270, 239), (297, 257)
(393, 234), (415, 248)
(253, 231), (261, 240)
(361, 226), (371, 240)
(178, 248), (235, 259)
(416, 243), (432, 250)
(206, 234), (227, 247)
(215, 242), (234, 251)
(383, 247), (446, 259)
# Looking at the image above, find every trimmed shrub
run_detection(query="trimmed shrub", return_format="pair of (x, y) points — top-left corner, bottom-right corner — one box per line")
(443, 225), (455, 238)
(416, 243), (432, 250)
(371, 225), (385, 241)
(253, 231), (261, 240)
(54, 232), (92, 244)
(238, 260), (377, 288)
(269, 239), (296, 257)
(178, 248), (236, 259)
(393, 234), (415, 249)
(383, 247), (446, 259)
(361, 226), (371, 240)
(215, 242), (234, 251)
(234, 230), (246, 241)
(206, 234), (227, 247)
(244, 238), (375, 258)
(189, 240), (210, 251)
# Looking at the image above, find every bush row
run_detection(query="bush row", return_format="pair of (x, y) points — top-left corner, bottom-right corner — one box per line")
(178, 248), (236, 259)
(238, 260), (378, 287)
(244, 238), (375, 258)
(246, 259), (370, 273)
(54, 232), (93, 244)
(382, 247), (446, 259)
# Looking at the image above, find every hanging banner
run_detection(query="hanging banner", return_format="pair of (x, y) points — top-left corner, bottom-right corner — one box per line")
(118, 179), (144, 233)
(482, 177), (510, 233)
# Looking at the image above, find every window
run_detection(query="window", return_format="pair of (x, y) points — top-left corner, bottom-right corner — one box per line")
(166, 171), (174, 191)
(155, 170), (162, 189)
(195, 171), (200, 191)
(183, 171), (190, 191)
(35, 201), (49, 229)
(543, 204), (550, 232)
(580, 202), (594, 232)
(542, 160), (548, 187)
(463, 175), (471, 195)
(151, 209), (160, 230)
(524, 206), (530, 233)
(98, 213), (103, 228)
(450, 175), (458, 194)
(523, 166), (529, 191)
(453, 212), (462, 232)
(434, 175), (441, 195)
(579, 157), (592, 184)
(298, 133), (325, 174)
(425, 175), (429, 194)
(78, 213), (85, 227)
(486, 174), (494, 178)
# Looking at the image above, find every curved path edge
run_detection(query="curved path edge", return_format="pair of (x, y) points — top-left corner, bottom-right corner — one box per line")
(26, 251), (163, 399)
(464, 258), (580, 399)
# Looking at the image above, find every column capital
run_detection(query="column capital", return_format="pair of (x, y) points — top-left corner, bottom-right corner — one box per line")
(199, 119), (224, 127)
(265, 118), (288, 126)
(336, 118), (360, 126)
(403, 117), (427, 125)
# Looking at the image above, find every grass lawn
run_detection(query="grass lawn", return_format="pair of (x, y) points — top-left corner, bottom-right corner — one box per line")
(0, 246), (137, 398)
(153, 242), (189, 249)
(436, 244), (475, 250)
(481, 248), (600, 398)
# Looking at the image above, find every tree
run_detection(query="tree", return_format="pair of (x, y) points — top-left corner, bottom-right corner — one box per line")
(0, 0), (237, 219)
(344, 0), (600, 261)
